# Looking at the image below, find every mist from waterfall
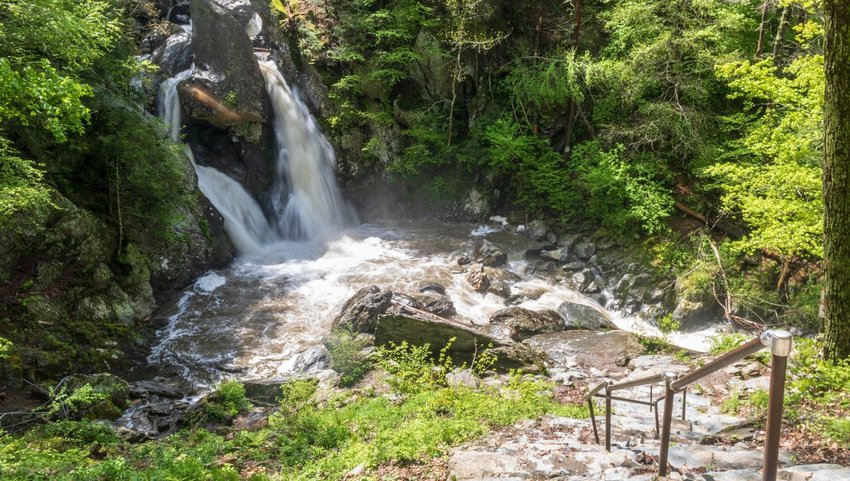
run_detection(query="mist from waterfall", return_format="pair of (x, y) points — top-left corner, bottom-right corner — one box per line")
(258, 60), (354, 240)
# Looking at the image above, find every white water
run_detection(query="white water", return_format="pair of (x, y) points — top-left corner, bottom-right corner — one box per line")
(158, 69), (275, 255)
(151, 54), (720, 391)
(258, 60), (353, 240)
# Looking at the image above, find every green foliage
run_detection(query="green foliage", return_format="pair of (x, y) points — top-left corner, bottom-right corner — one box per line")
(480, 118), (577, 216)
(657, 314), (681, 334)
(47, 384), (110, 418)
(787, 338), (850, 408)
(200, 381), (253, 421)
(708, 332), (748, 355)
(707, 54), (824, 260)
(324, 328), (373, 387)
(374, 338), (497, 394)
(571, 141), (674, 234)
(0, 135), (56, 233)
(0, 336), (12, 360)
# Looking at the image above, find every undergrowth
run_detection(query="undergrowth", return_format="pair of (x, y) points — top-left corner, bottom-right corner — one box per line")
(0, 341), (588, 480)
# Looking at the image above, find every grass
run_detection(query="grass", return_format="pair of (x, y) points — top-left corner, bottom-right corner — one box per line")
(0, 343), (588, 480)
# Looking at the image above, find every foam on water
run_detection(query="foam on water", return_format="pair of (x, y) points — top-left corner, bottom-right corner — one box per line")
(147, 222), (724, 389)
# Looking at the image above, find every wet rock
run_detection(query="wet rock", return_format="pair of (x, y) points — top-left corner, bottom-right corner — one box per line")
(487, 280), (511, 299)
(466, 263), (490, 292)
(232, 407), (271, 432)
(672, 297), (722, 330)
(414, 293), (456, 318)
(456, 256), (471, 266)
(460, 188), (489, 220)
(557, 301), (617, 330)
(473, 239), (507, 267)
(129, 379), (186, 400)
(242, 379), (287, 404)
(527, 220), (548, 241)
(538, 247), (568, 263)
(151, 28), (193, 76)
(393, 292), (424, 310)
(561, 261), (585, 272)
(183, 0), (269, 128)
(116, 397), (192, 441)
(332, 286), (393, 333)
(418, 282), (446, 295)
(573, 241), (597, 261)
(489, 307), (565, 341)
(580, 280), (602, 294)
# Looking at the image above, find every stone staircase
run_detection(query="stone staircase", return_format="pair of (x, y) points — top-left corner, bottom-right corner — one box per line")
(446, 331), (850, 480)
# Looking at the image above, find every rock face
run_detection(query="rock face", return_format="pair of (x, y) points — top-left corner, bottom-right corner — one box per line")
(184, 0), (269, 128)
(557, 301), (617, 330)
(332, 286), (393, 333)
(489, 307), (565, 341)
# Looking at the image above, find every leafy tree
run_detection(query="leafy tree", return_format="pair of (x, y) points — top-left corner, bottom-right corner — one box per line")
(707, 52), (825, 261)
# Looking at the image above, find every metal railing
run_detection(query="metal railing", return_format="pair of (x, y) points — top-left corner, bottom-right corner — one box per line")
(584, 329), (793, 481)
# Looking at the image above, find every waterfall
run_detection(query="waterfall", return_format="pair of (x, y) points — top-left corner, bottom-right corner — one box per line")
(258, 60), (353, 240)
(157, 69), (275, 255)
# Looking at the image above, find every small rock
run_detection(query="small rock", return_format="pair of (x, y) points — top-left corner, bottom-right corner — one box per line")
(562, 261), (585, 272)
(418, 282), (447, 295)
(490, 307), (565, 341)
(446, 369), (480, 388)
(415, 293), (456, 318)
(466, 263), (490, 292)
(474, 239), (508, 267)
(573, 241), (597, 260)
(527, 220), (548, 241)
(487, 280), (511, 299)
(457, 256), (471, 265)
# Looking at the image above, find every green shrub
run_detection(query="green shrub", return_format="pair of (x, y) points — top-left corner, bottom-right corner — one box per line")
(324, 328), (373, 387)
(571, 141), (674, 235)
(200, 380), (253, 421)
(708, 332), (748, 355)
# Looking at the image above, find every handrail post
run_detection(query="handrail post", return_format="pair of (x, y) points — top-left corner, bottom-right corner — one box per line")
(658, 371), (678, 477)
(762, 330), (792, 481)
(604, 380), (613, 452)
(588, 398), (600, 444)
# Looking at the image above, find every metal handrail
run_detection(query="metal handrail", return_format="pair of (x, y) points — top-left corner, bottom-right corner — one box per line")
(583, 329), (793, 481)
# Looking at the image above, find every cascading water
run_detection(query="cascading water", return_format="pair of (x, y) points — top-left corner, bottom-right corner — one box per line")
(258, 60), (353, 240)
(148, 54), (720, 391)
(158, 69), (276, 255)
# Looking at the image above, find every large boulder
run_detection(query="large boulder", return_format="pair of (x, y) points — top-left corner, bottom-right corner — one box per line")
(332, 286), (393, 333)
(374, 305), (545, 372)
(489, 307), (565, 341)
(557, 301), (617, 330)
(182, 0), (270, 128)
(474, 239), (507, 267)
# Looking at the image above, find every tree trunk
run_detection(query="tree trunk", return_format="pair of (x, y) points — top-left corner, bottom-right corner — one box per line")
(772, 6), (790, 61)
(755, 0), (772, 58)
(823, 0), (850, 361)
